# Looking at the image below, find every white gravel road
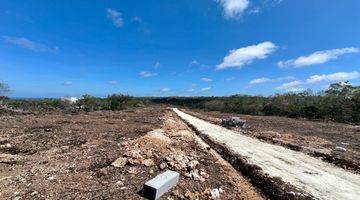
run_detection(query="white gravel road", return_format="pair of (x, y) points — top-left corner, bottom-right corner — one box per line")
(173, 108), (360, 200)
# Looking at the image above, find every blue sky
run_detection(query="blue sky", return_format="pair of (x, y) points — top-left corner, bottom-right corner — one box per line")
(1, 0), (359, 97)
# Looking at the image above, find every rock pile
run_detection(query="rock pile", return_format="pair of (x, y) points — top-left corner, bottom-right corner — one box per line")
(159, 153), (208, 182)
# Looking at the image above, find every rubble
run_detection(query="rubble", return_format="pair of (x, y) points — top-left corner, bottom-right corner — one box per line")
(112, 157), (128, 168)
(127, 167), (138, 174)
(142, 158), (155, 167)
(115, 180), (124, 186)
(0, 153), (23, 164)
(0, 107), (262, 200)
(159, 162), (168, 170)
(335, 146), (347, 152)
(210, 188), (221, 199)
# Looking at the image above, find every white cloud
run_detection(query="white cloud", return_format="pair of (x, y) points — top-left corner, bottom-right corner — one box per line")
(161, 88), (171, 92)
(3, 36), (59, 53)
(215, 0), (250, 19)
(201, 87), (211, 91)
(139, 71), (157, 78)
(62, 81), (73, 86)
(217, 41), (277, 70)
(249, 77), (271, 85)
(249, 76), (296, 85)
(200, 77), (213, 82)
(189, 60), (200, 66)
(188, 60), (210, 71)
(109, 80), (118, 85)
(306, 71), (360, 84)
(275, 80), (304, 91)
(186, 88), (195, 92)
(107, 8), (124, 28)
(275, 71), (360, 92)
(278, 48), (359, 68)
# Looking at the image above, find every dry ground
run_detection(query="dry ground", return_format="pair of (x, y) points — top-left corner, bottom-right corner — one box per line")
(174, 108), (360, 200)
(0, 106), (262, 200)
(183, 109), (360, 173)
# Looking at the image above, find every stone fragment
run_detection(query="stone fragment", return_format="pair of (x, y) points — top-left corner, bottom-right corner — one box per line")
(142, 159), (155, 167)
(187, 160), (199, 170)
(210, 188), (220, 199)
(112, 157), (128, 168)
(159, 162), (168, 170)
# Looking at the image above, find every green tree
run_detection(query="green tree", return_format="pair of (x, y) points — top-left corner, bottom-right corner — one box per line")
(77, 94), (107, 112)
(321, 82), (356, 122)
(107, 94), (132, 110)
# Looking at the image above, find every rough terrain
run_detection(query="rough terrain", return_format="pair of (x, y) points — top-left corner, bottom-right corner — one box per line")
(183, 109), (360, 173)
(0, 106), (262, 199)
(174, 108), (360, 200)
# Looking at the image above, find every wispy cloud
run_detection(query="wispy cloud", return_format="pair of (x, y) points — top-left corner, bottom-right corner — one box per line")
(249, 77), (272, 85)
(278, 48), (359, 68)
(275, 71), (360, 92)
(161, 87), (171, 92)
(275, 80), (304, 92)
(215, 0), (250, 19)
(249, 76), (295, 85)
(107, 8), (124, 28)
(217, 41), (277, 70)
(131, 15), (150, 34)
(3, 36), (59, 53)
(226, 77), (236, 81)
(154, 61), (161, 69)
(132, 16), (143, 23)
(200, 77), (213, 82)
(189, 60), (200, 66)
(188, 60), (210, 72)
(139, 71), (157, 78)
(248, 7), (261, 15)
(62, 81), (73, 86)
(109, 80), (118, 85)
(201, 87), (211, 91)
(186, 88), (195, 92)
(306, 71), (360, 84)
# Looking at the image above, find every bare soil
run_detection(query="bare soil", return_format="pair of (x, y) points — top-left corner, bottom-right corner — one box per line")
(183, 109), (360, 173)
(0, 106), (262, 200)
(174, 108), (360, 200)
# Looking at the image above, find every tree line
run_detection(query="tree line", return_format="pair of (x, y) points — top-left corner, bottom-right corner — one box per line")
(152, 82), (360, 124)
(1, 81), (359, 124)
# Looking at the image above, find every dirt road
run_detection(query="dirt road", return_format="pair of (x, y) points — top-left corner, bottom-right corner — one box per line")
(173, 108), (360, 200)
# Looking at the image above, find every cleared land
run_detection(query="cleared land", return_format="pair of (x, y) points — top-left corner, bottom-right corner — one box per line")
(1, 106), (359, 200)
(0, 107), (262, 199)
(174, 108), (360, 200)
(183, 109), (360, 172)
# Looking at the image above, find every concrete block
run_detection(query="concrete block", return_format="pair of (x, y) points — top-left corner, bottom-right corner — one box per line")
(142, 170), (180, 200)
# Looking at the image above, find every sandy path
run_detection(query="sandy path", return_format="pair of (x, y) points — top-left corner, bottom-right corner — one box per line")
(173, 108), (360, 200)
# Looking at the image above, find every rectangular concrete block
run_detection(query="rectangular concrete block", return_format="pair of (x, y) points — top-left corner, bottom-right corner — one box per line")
(142, 170), (180, 200)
